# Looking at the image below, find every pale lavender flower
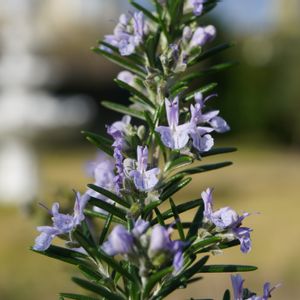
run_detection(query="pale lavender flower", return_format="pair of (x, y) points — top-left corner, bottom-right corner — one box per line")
(117, 70), (136, 86)
(102, 225), (134, 256)
(103, 12), (146, 56)
(132, 219), (150, 237)
(33, 195), (89, 251)
(211, 207), (240, 229)
(130, 146), (160, 192)
(258, 282), (280, 300)
(189, 0), (205, 16)
(231, 274), (279, 300)
(86, 153), (115, 197)
(156, 97), (190, 150)
(107, 116), (131, 192)
(85, 153), (116, 214)
(33, 227), (60, 251)
(190, 25), (216, 48)
(193, 92), (230, 133)
(183, 26), (193, 43)
(201, 188), (252, 253)
(51, 203), (76, 233)
(194, 91), (218, 108)
(231, 274), (244, 300)
(102, 219), (149, 256)
(73, 192), (90, 226)
(209, 116), (230, 133)
(189, 126), (214, 152)
(233, 227), (252, 254)
(148, 225), (184, 272)
(189, 104), (215, 152)
(201, 187), (214, 219)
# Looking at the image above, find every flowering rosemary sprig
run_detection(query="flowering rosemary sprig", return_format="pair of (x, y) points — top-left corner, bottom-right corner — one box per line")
(32, 1), (279, 299)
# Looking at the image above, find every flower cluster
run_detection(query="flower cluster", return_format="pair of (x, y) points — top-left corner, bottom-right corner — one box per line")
(102, 220), (184, 274)
(107, 116), (132, 192)
(129, 146), (160, 192)
(231, 274), (280, 300)
(103, 12), (147, 56)
(156, 93), (229, 152)
(201, 188), (252, 253)
(33, 192), (89, 251)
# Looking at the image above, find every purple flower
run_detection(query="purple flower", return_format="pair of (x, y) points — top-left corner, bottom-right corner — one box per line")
(117, 70), (136, 86)
(33, 195), (89, 251)
(209, 116), (230, 133)
(103, 12), (146, 56)
(33, 227), (60, 251)
(231, 274), (279, 300)
(233, 227), (252, 254)
(190, 96), (230, 133)
(201, 187), (214, 219)
(102, 219), (149, 256)
(231, 274), (244, 300)
(132, 219), (150, 237)
(201, 188), (252, 253)
(259, 282), (280, 300)
(85, 153), (117, 215)
(190, 25), (216, 48)
(189, 95), (230, 150)
(73, 192), (90, 226)
(189, 0), (205, 16)
(156, 97), (190, 150)
(194, 91), (218, 108)
(148, 225), (184, 272)
(189, 126), (214, 152)
(130, 146), (160, 191)
(107, 116), (132, 192)
(211, 207), (240, 229)
(102, 225), (134, 256)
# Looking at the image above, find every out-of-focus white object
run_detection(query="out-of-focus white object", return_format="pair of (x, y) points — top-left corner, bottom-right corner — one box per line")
(0, 0), (92, 204)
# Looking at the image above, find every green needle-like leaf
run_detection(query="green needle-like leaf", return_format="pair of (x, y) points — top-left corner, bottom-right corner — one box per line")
(72, 277), (124, 300)
(186, 203), (204, 240)
(189, 42), (235, 65)
(184, 83), (218, 102)
(199, 265), (257, 273)
(169, 198), (185, 240)
(177, 161), (233, 176)
(60, 293), (100, 300)
(102, 101), (146, 120)
(114, 79), (155, 108)
(92, 47), (146, 77)
(129, 1), (159, 22)
(160, 177), (192, 201)
(164, 156), (193, 172)
(87, 184), (130, 208)
(97, 249), (138, 283)
(84, 209), (126, 225)
(223, 289), (231, 300)
(98, 213), (113, 246)
(153, 256), (209, 299)
(143, 267), (173, 298)
(81, 131), (113, 156)
(202, 147), (237, 157)
(89, 198), (127, 221)
(31, 245), (89, 267)
(151, 199), (202, 225)
(189, 236), (222, 254)
(78, 265), (104, 282)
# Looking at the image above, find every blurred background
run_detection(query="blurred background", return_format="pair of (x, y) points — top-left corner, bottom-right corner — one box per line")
(0, 0), (299, 299)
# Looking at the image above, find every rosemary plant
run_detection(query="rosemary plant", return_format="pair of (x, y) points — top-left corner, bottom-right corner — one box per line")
(32, 1), (279, 299)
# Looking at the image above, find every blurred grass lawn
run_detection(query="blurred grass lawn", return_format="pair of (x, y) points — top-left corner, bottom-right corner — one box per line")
(0, 143), (299, 299)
